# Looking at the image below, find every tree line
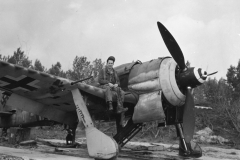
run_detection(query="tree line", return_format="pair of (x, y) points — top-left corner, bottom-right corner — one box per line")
(0, 48), (105, 83)
(193, 60), (240, 134)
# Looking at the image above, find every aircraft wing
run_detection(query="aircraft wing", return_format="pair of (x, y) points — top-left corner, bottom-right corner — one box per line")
(0, 61), (89, 126)
(0, 61), (137, 126)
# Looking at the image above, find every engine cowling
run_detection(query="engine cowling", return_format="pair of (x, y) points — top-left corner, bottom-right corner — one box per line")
(127, 57), (169, 123)
(127, 57), (206, 123)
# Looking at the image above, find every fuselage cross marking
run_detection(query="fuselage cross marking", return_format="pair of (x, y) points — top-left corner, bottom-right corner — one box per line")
(0, 75), (39, 91)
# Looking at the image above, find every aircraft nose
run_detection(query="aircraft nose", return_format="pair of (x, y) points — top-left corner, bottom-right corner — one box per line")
(194, 68), (207, 84)
(177, 67), (207, 89)
(200, 69), (207, 79)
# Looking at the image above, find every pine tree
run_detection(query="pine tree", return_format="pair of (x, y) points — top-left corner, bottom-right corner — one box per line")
(226, 59), (240, 100)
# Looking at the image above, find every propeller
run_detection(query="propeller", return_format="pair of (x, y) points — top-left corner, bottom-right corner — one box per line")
(182, 87), (195, 143)
(157, 22), (196, 144)
(157, 22), (186, 70)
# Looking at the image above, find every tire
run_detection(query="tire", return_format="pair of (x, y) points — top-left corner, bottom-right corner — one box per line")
(95, 156), (117, 160)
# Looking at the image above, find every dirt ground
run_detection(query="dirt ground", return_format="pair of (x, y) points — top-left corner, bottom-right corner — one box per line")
(1, 123), (240, 160)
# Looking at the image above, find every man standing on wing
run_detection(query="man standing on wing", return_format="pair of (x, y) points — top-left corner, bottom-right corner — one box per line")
(98, 56), (128, 114)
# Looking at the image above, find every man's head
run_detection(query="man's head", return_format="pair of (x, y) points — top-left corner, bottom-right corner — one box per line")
(106, 56), (115, 68)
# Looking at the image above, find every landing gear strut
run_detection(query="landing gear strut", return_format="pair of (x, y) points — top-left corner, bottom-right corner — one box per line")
(1, 127), (8, 137)
(71, 88), (118, 160)
(176, 123), (202, 158)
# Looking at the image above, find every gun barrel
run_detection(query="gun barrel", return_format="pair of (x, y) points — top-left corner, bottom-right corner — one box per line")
(71, 76), (93, 85)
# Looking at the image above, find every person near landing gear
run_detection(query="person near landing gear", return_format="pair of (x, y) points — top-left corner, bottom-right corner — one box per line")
(66, 129), (73, 145)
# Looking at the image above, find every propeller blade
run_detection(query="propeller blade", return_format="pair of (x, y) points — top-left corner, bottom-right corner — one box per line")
(157, 22), (185, 70)
(183, 87), (195, 143)
(207, 71), (218, 76)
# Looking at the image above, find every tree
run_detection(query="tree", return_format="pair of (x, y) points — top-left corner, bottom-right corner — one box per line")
(33, 59), (46, 72)
(66, 56), (91, 81)
(8, 48), (32, 68)
(92, 58), (105, 77)
(89, 58), (105, 84)
(66, 56), (105, 84)
(226, 59), (240, 100)
(0, 48), (32, 68)
(194, 77), (232, 110)
(48, 62), (66, 78)
(0, 54), (10, 62)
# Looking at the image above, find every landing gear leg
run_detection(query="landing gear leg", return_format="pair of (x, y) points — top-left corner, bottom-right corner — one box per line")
(71, 89), (118, 160)
(175, 124), (189, 155)
(1, 127), (8, 137)
(115, 114), (123, 133)
(70, 122), (78, 144)
(176, 123), (202, 158)
(119, 112), (126, 127)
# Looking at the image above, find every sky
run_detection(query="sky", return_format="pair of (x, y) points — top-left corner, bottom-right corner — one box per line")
(0, 0), (240, 80)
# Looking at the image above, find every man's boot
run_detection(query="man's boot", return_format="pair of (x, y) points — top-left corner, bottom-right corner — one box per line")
(116, 105), (128, 114)
(108, 101), (113, 111)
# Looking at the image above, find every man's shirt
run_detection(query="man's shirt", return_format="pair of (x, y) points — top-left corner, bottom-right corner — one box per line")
(98, 67), (120, 86)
